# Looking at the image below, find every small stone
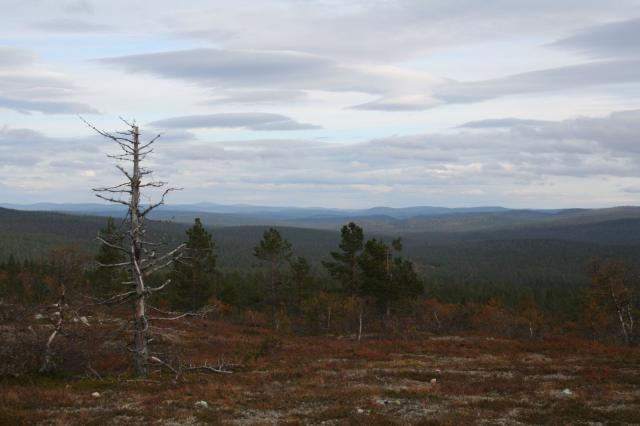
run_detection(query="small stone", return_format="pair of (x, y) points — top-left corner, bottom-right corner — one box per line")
(561, 388), (572, 396)
(430, 378), (437, 384)
(80, 316), (90, 326)
(356, 408), (365, 414)
(194, 400), (208, 409)
(91, 392), (101, 398)
(34, 313), (44, 320)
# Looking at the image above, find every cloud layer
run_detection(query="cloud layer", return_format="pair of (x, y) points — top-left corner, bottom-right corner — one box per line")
(1, 1), (639, 206)
(3, 110), (640, 207)
(149, 113), (319, 131)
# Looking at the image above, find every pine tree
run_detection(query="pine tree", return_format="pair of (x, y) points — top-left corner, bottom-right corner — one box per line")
(322, 222), (364, 294)
(289, 255), (313, 304)
(169, 218), (217, 311)
(254, 227), (292, 312)
(358, 237), (421, 311)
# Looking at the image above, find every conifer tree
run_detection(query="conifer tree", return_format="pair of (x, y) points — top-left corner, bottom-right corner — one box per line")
(322, 222), (364, 294)
(358, 237), (421, 311)
(254, 227), (292, 312)
(169, 218), (217, 311)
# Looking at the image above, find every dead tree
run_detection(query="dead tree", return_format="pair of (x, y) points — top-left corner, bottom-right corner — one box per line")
(85, 118), (185, 377)
(40, 247), (91, 373)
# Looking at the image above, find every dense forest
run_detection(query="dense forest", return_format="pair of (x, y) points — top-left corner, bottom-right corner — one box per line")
(2, 211), (637, 347)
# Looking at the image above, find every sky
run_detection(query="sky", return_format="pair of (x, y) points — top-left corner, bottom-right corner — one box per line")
(2, 0), (640, 208)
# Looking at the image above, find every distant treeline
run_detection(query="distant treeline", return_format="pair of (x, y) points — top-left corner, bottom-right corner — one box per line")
(3, 207), (640, 288)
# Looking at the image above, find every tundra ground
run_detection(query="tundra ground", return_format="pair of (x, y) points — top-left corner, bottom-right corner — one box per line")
(1, 315), (639, 425)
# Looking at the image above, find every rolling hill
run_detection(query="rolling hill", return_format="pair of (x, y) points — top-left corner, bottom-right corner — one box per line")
(2, 205), (639, 287)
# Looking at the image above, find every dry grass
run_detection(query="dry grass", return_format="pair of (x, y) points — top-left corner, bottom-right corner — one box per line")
(1, 315), (639, 425)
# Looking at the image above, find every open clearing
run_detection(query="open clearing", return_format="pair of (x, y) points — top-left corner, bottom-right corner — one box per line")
(2, 317), (639, 425)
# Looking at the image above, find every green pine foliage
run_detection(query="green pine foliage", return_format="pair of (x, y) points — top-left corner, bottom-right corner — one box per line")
(254, 227), (292, 302)
(322, 222), (364, 294)
(168, 218), (217, 311)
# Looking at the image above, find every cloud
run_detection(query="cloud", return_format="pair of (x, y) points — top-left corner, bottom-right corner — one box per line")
(32, 18), (113, 33)
(351, 95), (441, 111)
(549, 17), (640, 59)
(151, 109), (640, 198)
(4, 109), (640, 206)
(0, 46), (98, 114)
(458, 118), (553, 128)
(61, 0), (94, 14)
(397, 18), (640, 110)
(0, 47), (36, 68)
(205, 89), (308, 105)
(95, 48), (435, 97)
(433, 60), (640, 105)
(168, 1), (640, 62)
(0, 95), (98, 114)
(148, 113), (320, 131)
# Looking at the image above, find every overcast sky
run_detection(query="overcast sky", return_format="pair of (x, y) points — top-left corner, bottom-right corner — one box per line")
(2, 0), (640, 208)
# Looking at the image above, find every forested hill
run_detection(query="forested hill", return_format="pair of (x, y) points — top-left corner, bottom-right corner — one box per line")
(2, 206), (640, 287)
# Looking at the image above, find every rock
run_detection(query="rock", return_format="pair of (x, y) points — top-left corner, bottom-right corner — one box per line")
(34, 313), (44, 320)
(91, 392), (101, 398)
(194, 400), (208, 409)
(561, 388), (572, 396)
(430, 378), (437, 384)
(80, 316), (90, 326)
(356, 408), (365, 414)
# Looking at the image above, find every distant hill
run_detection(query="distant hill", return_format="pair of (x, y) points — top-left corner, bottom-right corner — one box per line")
(4, 202), (638, 236)
(2, 205), (639, 287)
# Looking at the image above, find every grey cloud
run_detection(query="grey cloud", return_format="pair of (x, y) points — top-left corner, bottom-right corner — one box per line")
(5, 109), (640, 205)
(513, 109), (640, 152)
(0, 46), (98, 114)
(33, 18), (113, 33)
(206, 89), (308, 105)
(0, 95), (98, 114)
(0, 46), (35, 68)
(171, 0), (640, 62)
(95, 48), (397, 94)
(149, 113), (320, 131)
(549, 17), (640, 59)
(351, 95), (439, 111)
(432, 59), (640, 106)
(158, 110), (640, 188)
(458, 118), (553, 128)
(62, 0), (94, 14)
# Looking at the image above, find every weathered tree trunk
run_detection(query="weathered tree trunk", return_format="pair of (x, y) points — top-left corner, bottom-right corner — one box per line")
(357, 307), (363, 343)
(40, 282), (66, 373)
(88, 118), (184, 378)
(609, 285), (630, 345)
(129, 125), (149, 378)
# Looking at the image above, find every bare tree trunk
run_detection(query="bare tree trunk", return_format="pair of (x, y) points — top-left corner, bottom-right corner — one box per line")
(326, 306), (332, 332)
(87, 118), (184, 378)
(357, 307), (363, 343)
(130, 125), (149, 378)
(626, 305), (634, 340)
(433, 311), (442, 332)
(610, 285), (630, 345)
(40, 282), (66, 373)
